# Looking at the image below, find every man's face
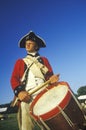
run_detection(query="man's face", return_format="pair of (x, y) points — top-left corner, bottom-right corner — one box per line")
(25, 40), (38, 52)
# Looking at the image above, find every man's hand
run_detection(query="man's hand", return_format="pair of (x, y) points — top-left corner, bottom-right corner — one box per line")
(18, 91), (30, 103)
(49, 74), (60, 84)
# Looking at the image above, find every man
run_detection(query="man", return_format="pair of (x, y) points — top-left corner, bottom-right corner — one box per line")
(10, 31), (59, 130)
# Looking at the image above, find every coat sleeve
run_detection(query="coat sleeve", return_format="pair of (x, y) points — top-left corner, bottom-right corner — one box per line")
(10, 59), (26, 90)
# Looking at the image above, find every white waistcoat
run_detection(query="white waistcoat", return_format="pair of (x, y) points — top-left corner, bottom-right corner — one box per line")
(23, 55), (48, 97)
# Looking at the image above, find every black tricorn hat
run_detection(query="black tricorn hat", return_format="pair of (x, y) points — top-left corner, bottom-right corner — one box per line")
(18, 31), (46, 48)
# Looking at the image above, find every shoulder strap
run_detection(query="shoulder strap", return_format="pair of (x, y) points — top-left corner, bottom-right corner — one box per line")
(21, 56), (40, 82)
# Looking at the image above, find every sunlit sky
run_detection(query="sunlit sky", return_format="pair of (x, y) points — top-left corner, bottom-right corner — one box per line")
(0, 0), (86, 104)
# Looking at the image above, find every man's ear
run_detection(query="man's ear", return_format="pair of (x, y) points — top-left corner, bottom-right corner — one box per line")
(35, 45), (39, 51)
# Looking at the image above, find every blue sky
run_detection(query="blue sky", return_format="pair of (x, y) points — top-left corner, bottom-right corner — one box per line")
(0, 0), (86, 104)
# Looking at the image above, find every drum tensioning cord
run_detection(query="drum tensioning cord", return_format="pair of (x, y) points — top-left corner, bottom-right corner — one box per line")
(68, 88), (86, 120)
(32, 108), (77, 130)
(57, 105), (78, 130)
(30, 114), (51, 130)
(57, 88), (86, 130)
(30, 104), (76, 130)
(39, 117), (51, 130)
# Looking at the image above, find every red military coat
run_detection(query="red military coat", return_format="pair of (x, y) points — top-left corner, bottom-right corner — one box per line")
(10, 57), (53, 91)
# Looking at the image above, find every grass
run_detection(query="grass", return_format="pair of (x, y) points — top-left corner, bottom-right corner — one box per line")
(0, 113), (41, 130)
(0, 113), (19, 130)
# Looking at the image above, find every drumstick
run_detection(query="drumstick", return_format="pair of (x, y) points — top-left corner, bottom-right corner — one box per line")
(11, 79), (51, 107)
(29, 79), (50, 95)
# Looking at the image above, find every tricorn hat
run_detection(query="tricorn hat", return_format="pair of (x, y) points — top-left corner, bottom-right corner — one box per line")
(18, 31), (46, 48)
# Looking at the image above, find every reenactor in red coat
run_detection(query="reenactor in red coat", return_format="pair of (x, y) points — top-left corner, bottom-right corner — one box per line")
(10, 31), (59, 130)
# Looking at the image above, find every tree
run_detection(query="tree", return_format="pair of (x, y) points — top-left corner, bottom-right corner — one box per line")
(77, 86), (86, 96)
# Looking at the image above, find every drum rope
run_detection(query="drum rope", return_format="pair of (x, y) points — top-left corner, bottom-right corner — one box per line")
(39, 117), (51, 130)
(68, 89), (83, 111)
(68, 89), (86, 121)
(58, 106), (75, 129)
(30, 114), (46, 130)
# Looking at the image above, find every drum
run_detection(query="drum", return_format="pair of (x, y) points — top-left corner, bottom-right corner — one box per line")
(30, 82), (85, 130)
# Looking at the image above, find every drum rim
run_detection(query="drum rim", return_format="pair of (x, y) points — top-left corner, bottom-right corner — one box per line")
(30, 81), (71, 121)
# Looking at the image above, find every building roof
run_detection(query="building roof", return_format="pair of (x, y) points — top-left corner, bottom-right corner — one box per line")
(78, 95), (86, 100)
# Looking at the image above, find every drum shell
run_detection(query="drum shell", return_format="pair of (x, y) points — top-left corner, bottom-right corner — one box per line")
(42, 97), (85, 130)
(30, 82), (85, 130)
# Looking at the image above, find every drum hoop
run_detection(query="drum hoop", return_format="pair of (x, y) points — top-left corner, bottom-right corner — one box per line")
(30, 81), (71, 121)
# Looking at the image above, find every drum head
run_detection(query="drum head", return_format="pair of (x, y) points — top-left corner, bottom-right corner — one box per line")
(30, 82), (71, 121)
